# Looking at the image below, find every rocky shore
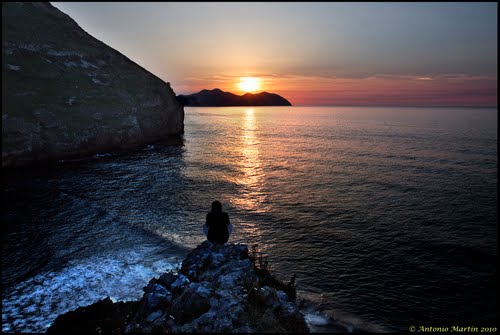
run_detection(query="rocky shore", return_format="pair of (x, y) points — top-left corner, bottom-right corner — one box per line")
(47, 241), (310, 333)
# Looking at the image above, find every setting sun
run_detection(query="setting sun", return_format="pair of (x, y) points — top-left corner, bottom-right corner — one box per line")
(238, 77), (261, 93)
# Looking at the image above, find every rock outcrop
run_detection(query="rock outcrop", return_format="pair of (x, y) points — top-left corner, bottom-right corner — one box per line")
(177, 88), (292, 106)
(47, 241), (309, 333)
(2, 2), (184, 168)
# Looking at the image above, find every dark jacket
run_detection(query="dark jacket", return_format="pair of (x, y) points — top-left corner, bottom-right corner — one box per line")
(206, 211), (230, 245)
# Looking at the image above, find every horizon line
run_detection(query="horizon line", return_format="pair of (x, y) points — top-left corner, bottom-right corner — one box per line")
(175, 89), (497, 109)
(184, 105), (497, 109)
(293, 104), (498, 108)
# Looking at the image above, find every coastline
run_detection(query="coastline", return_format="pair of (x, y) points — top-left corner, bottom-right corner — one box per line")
(47, 241), (315, 333)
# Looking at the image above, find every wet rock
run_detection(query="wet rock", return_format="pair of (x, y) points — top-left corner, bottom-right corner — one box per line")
(47, 297), (138, 334)
(157, 272), (177, 288)
(48, 242), (309, 333)
(169, 273), (190, 292)
(170, 282), (212, 324)
(145, 310), (163, 323)
(137, 282), (172, 317)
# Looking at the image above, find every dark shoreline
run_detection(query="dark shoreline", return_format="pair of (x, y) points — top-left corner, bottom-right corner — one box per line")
(47, 242), (314, 333)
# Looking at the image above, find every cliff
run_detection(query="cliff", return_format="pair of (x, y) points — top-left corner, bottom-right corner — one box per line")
(177, 88), (292, 106)
(47, 241), (309, 333)
(2, 2), (184, 168)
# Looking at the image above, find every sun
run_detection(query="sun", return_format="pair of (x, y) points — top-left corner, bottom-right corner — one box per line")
(238, 77), (261, 93)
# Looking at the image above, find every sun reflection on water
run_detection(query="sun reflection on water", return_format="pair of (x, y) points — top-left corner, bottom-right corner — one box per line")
(228, 108), (270, 239)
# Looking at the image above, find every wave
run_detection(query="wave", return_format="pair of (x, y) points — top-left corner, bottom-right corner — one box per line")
(1, 247), (180, 333)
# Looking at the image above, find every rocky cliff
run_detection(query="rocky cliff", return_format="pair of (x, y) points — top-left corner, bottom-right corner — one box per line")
(2, 2), (184, 168)
(47, 241), (310, 333)
(177, 88), (292, 106)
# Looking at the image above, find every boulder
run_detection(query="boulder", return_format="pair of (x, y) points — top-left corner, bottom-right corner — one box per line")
(170, 282), (213, 324)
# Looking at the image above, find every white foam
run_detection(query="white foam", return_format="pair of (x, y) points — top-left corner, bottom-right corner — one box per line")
(7, 64), (20, 71)
(2, 248), (180, 333)
(94, 153), (112, 158)
(304, 312), (330, 326)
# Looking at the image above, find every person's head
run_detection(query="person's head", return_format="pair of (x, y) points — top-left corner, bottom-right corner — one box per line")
(211, 200), (222, 213)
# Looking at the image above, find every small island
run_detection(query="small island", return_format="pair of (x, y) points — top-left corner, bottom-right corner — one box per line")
(177, 88), (292, 107)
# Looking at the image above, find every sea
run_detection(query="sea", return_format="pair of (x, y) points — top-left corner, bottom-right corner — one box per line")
(1, 106), (497, 333)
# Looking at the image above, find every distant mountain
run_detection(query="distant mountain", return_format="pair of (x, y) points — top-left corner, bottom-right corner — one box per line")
(177, 89), (291, 106)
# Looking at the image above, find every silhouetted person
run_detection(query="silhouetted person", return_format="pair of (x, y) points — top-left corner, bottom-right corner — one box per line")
(205, 201), (231, 245)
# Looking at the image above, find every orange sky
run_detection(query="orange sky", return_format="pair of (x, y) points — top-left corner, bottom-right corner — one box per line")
(52, 2), (497, 106)
(176, 73), (497, 106)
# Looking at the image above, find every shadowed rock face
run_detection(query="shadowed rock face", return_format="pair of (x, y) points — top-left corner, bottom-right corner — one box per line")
(2, 2), (184, 167)
(177, 88), (292, 106)
(47, 241), (310, 333)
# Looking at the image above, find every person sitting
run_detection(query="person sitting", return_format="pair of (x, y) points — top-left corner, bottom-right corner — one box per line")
(204, 201), (232, 245)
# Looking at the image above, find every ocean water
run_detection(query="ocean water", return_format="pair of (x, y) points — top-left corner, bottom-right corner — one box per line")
(1, 106), (497, 333)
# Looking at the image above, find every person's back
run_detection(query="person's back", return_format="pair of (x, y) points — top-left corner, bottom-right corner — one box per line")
(205, 201), (230, 245)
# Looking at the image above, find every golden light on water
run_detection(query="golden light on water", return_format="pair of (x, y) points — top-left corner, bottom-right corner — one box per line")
(188, 107), (270, 240)
(230, 108), (268, 239)
(239, 108), (261, 190)
(237, 77), (261, 93)
(232, 108), (266, 209)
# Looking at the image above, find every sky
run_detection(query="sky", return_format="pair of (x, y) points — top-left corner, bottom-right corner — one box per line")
(51, 2), (497, 106)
